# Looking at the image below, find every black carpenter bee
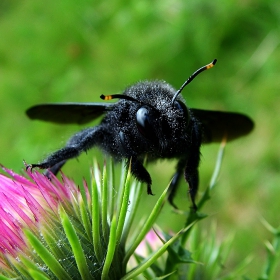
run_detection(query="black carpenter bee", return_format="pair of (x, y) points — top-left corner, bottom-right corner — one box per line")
(26, 59), (254, 210)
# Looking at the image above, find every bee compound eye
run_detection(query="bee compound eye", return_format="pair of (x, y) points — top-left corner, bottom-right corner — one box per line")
(173, 100), (190, 122)
(173, 100), (186, 113)
(136, 107), (155, 139)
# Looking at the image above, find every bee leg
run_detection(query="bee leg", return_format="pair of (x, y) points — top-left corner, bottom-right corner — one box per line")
(168, 159), (186, 208)
(44, 160), (67, 178)
(184, 168), (199, 211)
(130, 157), (153, 195)
(29, 126), (106, 173)
(184, 124), (202, 211)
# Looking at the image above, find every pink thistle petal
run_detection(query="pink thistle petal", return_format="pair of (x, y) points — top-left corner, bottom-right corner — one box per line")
(33, 170), (70, 200)
(20, 185), (51, 223)
(0, 193), (36, 229)
(0, 175), (23, 196)
(83, 179), (90, 201)
(136, 229), (164, 257)
(61, 174), (80, 197)
(0, 166), (85, 261)
(28, 171), (64, 200)
(34, 182), (60, 215)
(0, 220), (25, 255)
(0, 207), (24, 235)
(0, 238), (16, 257)
(1, 166), (37, 187)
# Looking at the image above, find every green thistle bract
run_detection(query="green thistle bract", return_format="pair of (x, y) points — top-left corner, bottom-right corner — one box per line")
(0, 160), (172, 279)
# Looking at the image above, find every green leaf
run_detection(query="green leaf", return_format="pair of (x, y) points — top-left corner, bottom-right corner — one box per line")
(123, 222), (196, 279)
(101, 215), (117, 280)
(79, 193), (92, 241)
(101, 162), (109, 239)
(121, 181), (143, 245)
(28, 269), (51, 280)
(59, 205), (92, 280)
(91, 167), (103, 263)
(19, 253), (49, 278)
(23, 229), (72, 280)
(258, 219), (280, 280)
(116, 165), (131, 243)
(107, 157), (115, 220)
(134, 253), (158, 278)
(123, 184), (169, 266)
(0, 276), (11, 280)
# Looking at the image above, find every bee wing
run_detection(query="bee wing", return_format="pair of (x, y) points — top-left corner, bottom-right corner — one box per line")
(191, 109), (254, 143)
(26, 103), (113, 124)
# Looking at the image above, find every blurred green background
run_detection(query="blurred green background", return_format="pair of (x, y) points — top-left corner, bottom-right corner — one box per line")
(0, 0), (279, 277)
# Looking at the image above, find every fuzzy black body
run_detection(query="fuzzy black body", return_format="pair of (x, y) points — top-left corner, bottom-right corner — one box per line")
(101, 81), (194, 160)
(26, 79), (254, 210)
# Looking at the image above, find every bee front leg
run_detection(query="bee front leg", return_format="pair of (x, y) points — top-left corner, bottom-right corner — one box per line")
(27, 126), (106, 175)
(43, 160), (67, 179)
(129, 157), (153, 195)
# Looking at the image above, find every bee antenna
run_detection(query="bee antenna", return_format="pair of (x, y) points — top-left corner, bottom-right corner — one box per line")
(100, 94), (140, 103)
(171, 59), (217, 105)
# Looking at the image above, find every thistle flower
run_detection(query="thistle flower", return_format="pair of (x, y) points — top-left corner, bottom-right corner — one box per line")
(0, 165), (94, 279)
(0, 160), (185, 279)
